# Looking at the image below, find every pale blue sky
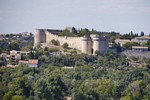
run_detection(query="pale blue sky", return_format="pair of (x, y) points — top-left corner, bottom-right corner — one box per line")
(0, 0), (150, 34)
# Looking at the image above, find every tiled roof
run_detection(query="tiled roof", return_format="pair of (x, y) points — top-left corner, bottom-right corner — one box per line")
(135, 36), (150, 40)
(28, 59), (38, 64)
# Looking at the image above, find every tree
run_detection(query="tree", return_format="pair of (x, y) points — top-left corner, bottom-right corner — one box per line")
(95, 50), (100, 56)
(62, 43), (69, 49)
(130, 31), (133, 35)
(141, 32), (144, 36)
(70, 50), (77, 55)
(8, 42), (20, 51)
(3, 91), (14, 100)
(111, 84), (121, 98)
(123, 42), (140, 50)
(49, 48), (59, 52)
(58, 29), (74, 37)
(120, 33), (138, 40)
(11, 95), (23, 100)
(123, 80), (145, 100)
(114, 43), (122, 52)
(51, 39), (60, 46)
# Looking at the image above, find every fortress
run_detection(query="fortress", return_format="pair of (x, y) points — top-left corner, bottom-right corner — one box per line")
(34, 27), (109, 55)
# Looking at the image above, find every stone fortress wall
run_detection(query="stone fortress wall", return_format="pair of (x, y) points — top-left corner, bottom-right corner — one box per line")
(34, 27), (109, 55)
(45, 30), (82, 51)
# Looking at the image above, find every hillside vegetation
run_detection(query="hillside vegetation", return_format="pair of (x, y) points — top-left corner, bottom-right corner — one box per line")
(1, 52), (150, 100)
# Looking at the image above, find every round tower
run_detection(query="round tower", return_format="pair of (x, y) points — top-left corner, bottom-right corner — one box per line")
(99, 36), (109, 53)
(40, 29), (46, 43)
(93, 36), (100, 54)
(34, 29), (41, 47)
(81, 36), (90, 54)
(87, 38), (92, 55)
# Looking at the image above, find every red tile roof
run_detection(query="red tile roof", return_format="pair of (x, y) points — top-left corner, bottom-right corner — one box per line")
(28, 59), (38, 64)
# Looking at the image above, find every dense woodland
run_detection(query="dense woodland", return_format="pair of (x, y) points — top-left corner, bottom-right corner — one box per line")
(1, 51), (150, 100)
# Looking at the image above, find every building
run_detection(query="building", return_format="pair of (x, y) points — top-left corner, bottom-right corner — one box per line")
(21, 32), (30, 36)
(132, 36), (150, 44)
(10, 50), (21, 61)
(34, 27), (109, 55)
(0, 34), (5, 40)
(28, 59), (38, 67)
(0, 53), (7, 60)
(19, 60), (28, 64)
(0, 50), (30, 64)
(115, 39), (131, 47)
(132, 46), (148, 52)
(10, 50), (30, 58)
(122, 50), (150, 59)
(6, 55), (10, 61)
(19, 59), (38, 67)
(115, 36), (150, 47)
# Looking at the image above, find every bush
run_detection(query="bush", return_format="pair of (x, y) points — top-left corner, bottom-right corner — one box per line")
(62, 43), (69, 49)
(51, 39), (60, 46)
(49, 48), (59, 52)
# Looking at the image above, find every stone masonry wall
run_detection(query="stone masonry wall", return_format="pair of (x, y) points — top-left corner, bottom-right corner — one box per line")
(45, 30), (82, 51)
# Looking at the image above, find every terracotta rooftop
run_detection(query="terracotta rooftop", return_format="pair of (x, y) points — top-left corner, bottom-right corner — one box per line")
(28, 59), (38, 64)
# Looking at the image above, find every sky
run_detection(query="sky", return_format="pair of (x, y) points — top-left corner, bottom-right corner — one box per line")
(0, 0), (150, 34)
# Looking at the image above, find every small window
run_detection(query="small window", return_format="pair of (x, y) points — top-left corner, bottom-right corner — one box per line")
(92, 48), (94, 54)
(17, 52), (20, 54)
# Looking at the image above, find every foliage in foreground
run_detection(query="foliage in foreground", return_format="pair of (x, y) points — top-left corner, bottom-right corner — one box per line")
(0, 52), (150, 100)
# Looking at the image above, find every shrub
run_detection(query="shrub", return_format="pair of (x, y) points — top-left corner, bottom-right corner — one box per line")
(49, 48), (59, 52)
(62, 43), (69, 49)
(51, 39), (60, 46)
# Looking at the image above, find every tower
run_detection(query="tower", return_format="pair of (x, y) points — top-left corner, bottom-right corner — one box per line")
(81, 36), (92, 54)
(34, 29), (46, 47)
(34, 29), (41, 47)
(99, 36), (109, 52)
(92, 35), (100, 54)
(40, 29), (46, 43)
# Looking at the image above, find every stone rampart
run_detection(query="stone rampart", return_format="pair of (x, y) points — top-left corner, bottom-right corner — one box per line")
(45, 30), (82, 50)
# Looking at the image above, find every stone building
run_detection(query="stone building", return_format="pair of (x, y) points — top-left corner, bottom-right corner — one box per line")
(115, 36), (150, 47)
(34, 27), (109, 55)
(115, 39), (131, 47)
(132, 46), (148, 52)
(132, 36), (150, 44)
(19, 59), (38, 67)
